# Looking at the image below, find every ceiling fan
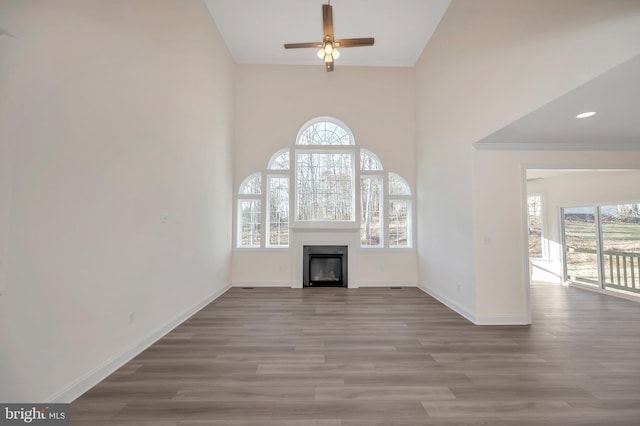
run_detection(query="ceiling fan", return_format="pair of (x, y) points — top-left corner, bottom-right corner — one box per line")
(284, 2), (375, 72)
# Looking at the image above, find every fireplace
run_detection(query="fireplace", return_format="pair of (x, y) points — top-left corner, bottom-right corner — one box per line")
(303, 245), (348, 288)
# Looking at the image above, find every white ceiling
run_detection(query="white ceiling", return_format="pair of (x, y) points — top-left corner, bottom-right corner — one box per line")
(475, 54), (640, 150)
(204, 2), (639, 151)
(204, 0), (452, 67)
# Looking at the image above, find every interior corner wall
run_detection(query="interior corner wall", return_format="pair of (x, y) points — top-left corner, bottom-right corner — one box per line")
(0, 0), (235, 402)
(232, 65), (417, 287)
(414, 0), (640, 324)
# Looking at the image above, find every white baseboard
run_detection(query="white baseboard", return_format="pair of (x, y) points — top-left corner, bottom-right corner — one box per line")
(232, 280), (292, 287)
(232, 281), (418, 289)
(357, 281), (417, 288)
(417, 282), (477, 324)
(474, 315), (530, 325)
(47, 283), (232, 403)
(417, 283), (530, 325)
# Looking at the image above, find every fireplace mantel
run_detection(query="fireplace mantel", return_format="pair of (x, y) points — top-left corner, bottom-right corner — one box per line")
(289, 222), (360, 232)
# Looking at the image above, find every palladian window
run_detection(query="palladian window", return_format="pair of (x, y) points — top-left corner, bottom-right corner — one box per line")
(236, 117), (413, 249)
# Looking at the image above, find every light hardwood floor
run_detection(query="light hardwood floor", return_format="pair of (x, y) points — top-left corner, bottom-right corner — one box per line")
(71, 284), (640, 425)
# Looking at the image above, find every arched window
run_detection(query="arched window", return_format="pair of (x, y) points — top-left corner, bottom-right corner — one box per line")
(360, 173), (383, 247)
(236, 117), (413, 249)
(296, 119), (354, 145)
(389, 173), (410, 195)
(360, 149), (383, 171)
(237, 173), (261, 247)
(268, 149), (290, 170)
(359, 149), (384, 247)
(388, 173), (412, 247)
(266, 175), (289, 247)
(295, 118), (355, 221)
(266, 149), (290, 247)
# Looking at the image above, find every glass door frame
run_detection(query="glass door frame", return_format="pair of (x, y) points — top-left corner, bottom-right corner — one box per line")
(561, 204), (640, 295)
(561, 206), (605, 289)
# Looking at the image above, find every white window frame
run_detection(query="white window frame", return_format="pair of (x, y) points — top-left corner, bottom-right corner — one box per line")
(236, 173), (262, 248)
(234, 117), (415, 250)
(387, 173), (413, 248)
(266, 173), (290, 248)
(360, 172), (385, 248)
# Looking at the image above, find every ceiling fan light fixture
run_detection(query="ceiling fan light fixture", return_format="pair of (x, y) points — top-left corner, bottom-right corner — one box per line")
(283, 3), (374, 72)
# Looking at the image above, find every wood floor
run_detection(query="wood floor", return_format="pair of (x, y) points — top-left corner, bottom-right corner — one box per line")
(71, 284), (640, 425)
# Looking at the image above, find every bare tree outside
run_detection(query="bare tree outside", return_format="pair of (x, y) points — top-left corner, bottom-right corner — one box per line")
(360, 176), (382, 246)
(268, 176), (289, 246)
(388, 173), (411, 247)
(389, 201), (409, 246)
(296, 152), (354, 221)
(238, 174), (262, 247)
(239, 200), (261, 247)
(298, 121), (351, 146)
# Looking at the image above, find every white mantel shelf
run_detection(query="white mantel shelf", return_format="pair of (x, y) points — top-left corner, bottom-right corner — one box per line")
(289, 222), (360, 232)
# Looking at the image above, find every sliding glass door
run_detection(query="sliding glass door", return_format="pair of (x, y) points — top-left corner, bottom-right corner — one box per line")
(562, 203), (640, 296)
(601, 204), (640, 294)
(563, 207), (599, 287)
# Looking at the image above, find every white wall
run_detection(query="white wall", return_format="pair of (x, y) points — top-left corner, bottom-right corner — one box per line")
(234, 65), (416, 185)
(0, 0), (235, 402)
(232, 65), (417, 287)
(415, 0), (640, 323)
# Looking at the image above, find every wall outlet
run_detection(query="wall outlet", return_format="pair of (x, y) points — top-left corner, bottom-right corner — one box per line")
(129, 312), (135, 324)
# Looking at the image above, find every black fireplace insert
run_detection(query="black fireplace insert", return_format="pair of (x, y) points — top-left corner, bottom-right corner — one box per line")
(303, 245), (348, 288)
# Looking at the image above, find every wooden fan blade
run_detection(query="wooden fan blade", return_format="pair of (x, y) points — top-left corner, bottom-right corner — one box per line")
(323, 4), (333, 40)
(335, 38), (375, 48)
(325, 61), (334, 72)
(284, 42), (322, 49)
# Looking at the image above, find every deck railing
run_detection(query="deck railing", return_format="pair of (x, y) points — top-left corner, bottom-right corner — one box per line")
(567, 247), (640, 294)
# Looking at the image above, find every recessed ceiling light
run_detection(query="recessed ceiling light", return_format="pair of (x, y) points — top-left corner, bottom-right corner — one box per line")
(576, 111), (597, 119)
